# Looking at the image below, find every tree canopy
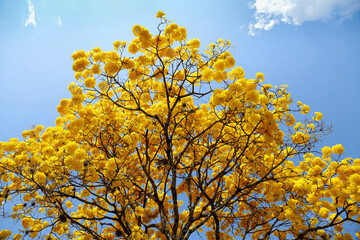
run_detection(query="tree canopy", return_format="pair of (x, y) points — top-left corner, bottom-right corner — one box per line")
(0, 11), (359, 240)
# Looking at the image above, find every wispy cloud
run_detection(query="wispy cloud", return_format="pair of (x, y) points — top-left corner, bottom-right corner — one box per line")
(58, 16), (62, 27)
(24, 0), (36, 27)
(248, 0), (360, 36)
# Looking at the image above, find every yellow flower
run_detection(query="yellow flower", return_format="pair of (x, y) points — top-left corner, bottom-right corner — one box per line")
(129, 69), (142, 82)
(285, 113), (296, 126)
(229, 81), (243, 94)
(108, 51), (120, 61)
(156, 10), (166, 19)
(91, 64), (101, 75)
(13, 204), (23, 212)
(74, 148), (87, 161)
(93, 47), (101, 53)
(0, 229), (11, 239)
(284, 208), (294, 220)
(349, 174), (360, 186)
(128, 42), (140, 54)
(83, 235), (93, 240)
(175, 69), (185, 81)
(47, 208), (54, 216)
(178, 27), (187, 41)
(71, 50), (87, 61)
(171, 30), (182, 41)
(84, 77), (96, 88)
(135, 206), (145, 215)
(132, 24), (142, 37)
(164, 23), (178, 35)
(319, 208), (330, 218)
(256, 72), (264, 81)
(13, 234), (22, 240)
(300, 104), (310, 114)
(106, 158), (117, 169)
(334, 225), (343, 232)
(30, 231), (38, 238)
(72, 58), (90, 72)
(322, 146), (332, 157)
(34, 172), (47, 184)
(245, 90), (259, 103)
(104, 62), (120, 76)
(329, 213), (342, 223)
(310, 217), (318, 226)
(42, 146), (56, 157)
(228, 67), (245, 79)
(292, 132), (310, 144)
(225, 56), (235, 69)
(139, 28), (152, 42)
(21, 217), (34, 229)
(202, 68), (213, 82)
(122, 57), (135, 70)
(213, 60), (226, 72)
(187, 39), (200, 49)
(313, 112), (323, 121)
(65, 200), (73, 209)
(213, 71), (227, 83)
(93, 52), (107, 62)
(113, 40), (126, 51)
(65, 142), (78, 154)
(332, 144), (344, 155)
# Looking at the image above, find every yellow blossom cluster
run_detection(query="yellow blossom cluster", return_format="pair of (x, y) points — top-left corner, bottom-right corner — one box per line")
(0, 229), (12, 239)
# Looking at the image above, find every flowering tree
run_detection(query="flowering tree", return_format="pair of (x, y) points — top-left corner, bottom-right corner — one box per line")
(0, 11), (359, 240)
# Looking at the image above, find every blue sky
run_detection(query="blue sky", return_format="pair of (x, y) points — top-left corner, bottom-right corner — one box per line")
(0, 0), (360, 234)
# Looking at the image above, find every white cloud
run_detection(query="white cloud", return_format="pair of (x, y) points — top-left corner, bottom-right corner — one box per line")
(24, 0), (36, 27)
(248, 0), (360, 35)
(58, 16), (62, 27)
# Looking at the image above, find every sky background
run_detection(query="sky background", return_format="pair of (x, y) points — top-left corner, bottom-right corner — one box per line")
(0, 0), (360, 235)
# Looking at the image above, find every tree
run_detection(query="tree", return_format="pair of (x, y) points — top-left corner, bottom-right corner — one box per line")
(0, 11), (359, 240)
